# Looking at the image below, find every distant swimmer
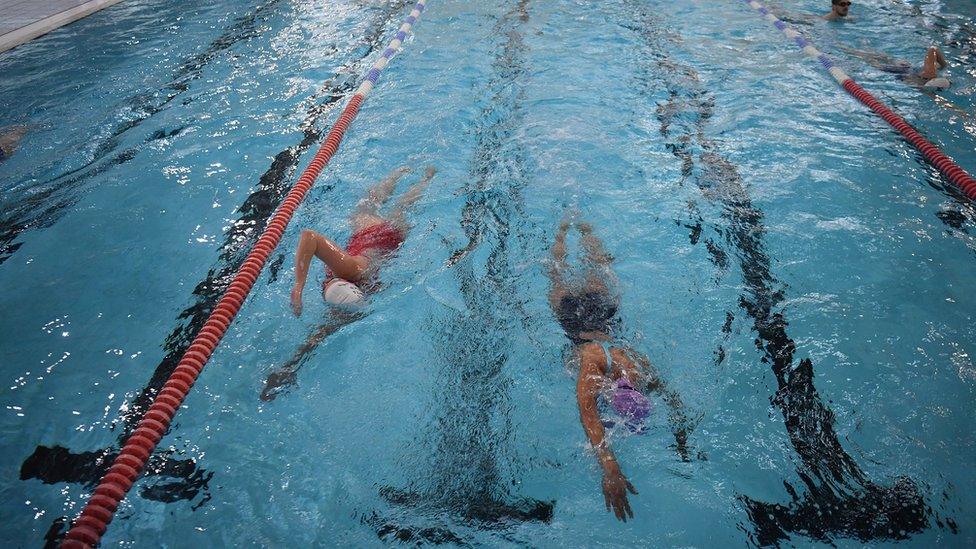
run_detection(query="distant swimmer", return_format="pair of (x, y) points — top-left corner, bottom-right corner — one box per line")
(766, 0), (850, 27)
(0, 125), (28, 162)
(261, 165), (436, 400)
(824, 0), (851, 21)
(546, 217), (694, 522)
(843, 45), (951, 89)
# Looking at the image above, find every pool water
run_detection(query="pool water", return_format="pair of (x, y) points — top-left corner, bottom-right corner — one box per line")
(1, 0), (975, 546)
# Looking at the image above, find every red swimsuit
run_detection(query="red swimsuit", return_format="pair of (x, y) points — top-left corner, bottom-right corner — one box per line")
(346, 222), (405, 257)
(322, 222), (405, 288)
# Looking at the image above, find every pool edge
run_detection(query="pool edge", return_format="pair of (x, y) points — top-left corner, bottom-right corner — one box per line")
(0, 0), (126, 54)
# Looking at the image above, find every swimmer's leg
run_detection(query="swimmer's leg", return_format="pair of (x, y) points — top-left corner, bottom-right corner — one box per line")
(352, 166), (410, 229)
(838, 46), (904, 73)
(387, 166), (436, 231)
(578, 223), (617, 295)
(547, 219), (573, 310)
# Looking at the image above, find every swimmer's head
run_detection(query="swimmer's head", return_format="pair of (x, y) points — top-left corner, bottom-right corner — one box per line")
(323, 278), (365, 308)
(924, 77), (951, 90)
(612, 378), (651, 423)
(831, 0), (851, 17)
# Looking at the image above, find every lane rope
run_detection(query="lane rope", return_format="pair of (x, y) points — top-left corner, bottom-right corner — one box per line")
(60, 1), (429, 546)
(741, 0), (976, 199)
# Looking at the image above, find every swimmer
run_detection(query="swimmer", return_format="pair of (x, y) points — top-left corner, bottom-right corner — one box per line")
(290, 165), (436, 315)
(547, 217), (693, 522)
(0, 125), (28, 162)
(824, 0), (851, 21)
(843, 45), (951, 89)
(262, 165), (435, 400)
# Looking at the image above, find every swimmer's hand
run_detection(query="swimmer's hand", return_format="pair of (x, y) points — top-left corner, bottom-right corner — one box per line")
(424, 166), (436, 178)
(602, 462), (637, 522)
(290, 285), (303, 316)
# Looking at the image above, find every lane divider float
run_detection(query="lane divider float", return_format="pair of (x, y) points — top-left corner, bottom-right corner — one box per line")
(61, 1), (429, 547)
(742, 0), (976, 199)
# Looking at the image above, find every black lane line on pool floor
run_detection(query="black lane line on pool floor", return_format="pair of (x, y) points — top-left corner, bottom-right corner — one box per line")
(625, 5), (953, 545)
(368, 1), (553, 544)
(21, 1), (411, 544)
(0, 0), (291, 267)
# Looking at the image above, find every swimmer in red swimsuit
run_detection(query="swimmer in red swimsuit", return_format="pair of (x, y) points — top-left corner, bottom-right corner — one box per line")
(290, 165), (436, 316)
(262, 166), (435, 401)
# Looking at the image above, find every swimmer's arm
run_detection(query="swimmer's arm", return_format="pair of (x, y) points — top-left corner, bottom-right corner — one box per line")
(260, 314), (359, 400)
(577, 360), (614, 467)
(291, 230), (319, 316)
(661, 386), (692, 462)
(290, 320), (345, 364)
(291, 229), (357, 316)
(578, 357), (636, 521)
(929, 94), (972, 120)
(637, 355), (693, 461)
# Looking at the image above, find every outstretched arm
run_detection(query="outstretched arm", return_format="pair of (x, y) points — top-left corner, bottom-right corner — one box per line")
(634, 353), (694, 461)
(260, 313), (362, 401)
(577, 343), (637, 521)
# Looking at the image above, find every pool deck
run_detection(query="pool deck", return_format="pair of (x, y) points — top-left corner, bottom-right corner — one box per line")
(0, 0), (124, 53)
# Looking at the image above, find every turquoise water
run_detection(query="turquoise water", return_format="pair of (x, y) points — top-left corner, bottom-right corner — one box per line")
(1, 0), (974, 546)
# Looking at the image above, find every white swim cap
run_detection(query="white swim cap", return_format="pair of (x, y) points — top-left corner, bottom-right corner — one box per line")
(323, 278), (365, 308)
(924, 77), (951, 90)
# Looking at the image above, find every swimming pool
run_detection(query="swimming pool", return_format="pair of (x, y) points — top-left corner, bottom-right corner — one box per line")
(1, 0), (974, 545)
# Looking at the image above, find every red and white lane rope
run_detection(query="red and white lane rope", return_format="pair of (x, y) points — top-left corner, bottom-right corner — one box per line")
(742, 0), (976, 199)
(61, 1), (429, 547)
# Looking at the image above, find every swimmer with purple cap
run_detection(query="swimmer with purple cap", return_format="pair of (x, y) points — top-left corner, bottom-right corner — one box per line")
(547, 217), (694, 522)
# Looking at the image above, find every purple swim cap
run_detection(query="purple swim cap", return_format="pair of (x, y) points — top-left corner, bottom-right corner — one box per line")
(611, 378), (651, 420)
